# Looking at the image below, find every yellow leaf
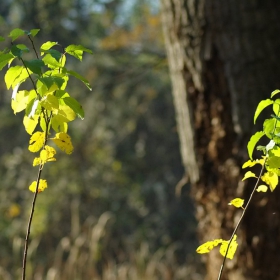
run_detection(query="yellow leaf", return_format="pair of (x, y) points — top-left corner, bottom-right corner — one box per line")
(228, 198), (244, 208)
(50, 132), (73, 154)
(219, 235), (238, 260)
(261, 171), (278, 191)
(29, 179), (48, 193)
(33, 157), (41, 166)
(196, 239), (223, 254)
(11, 90), (29, 114)
(256, 185), (268, 192)
(242, 171), (257, 181)
(33, 145), (56, 165)
(23, 115), (39, 135)
(28, 131), (45, 152)
(242, 158), (265, 169)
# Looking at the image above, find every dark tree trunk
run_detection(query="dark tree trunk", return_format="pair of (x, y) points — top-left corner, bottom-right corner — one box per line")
(161, 1), (280, 279)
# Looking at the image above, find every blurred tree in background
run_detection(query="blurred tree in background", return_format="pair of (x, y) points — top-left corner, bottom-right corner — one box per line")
(0, 1), (202, 279)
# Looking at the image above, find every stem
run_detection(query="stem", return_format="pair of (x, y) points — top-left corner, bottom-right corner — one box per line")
(217, 160), (266, 280)
(22, 164), (43, 280)
(28, 35), (39, 59)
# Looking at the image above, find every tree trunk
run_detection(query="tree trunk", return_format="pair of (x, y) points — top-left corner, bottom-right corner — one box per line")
(161, 1), (280, 279)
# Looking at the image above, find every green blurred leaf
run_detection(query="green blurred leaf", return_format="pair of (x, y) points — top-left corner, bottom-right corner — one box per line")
(8, 28), (25, 41)
(41, 41), (58, 52)
(41, 94), (59, 111)
(30, 29), (40, 37)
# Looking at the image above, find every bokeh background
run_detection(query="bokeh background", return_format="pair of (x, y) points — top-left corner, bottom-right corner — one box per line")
(0, 1), (202, 279)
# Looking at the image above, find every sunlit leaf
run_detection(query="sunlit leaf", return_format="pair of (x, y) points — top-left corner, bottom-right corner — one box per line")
(242, 171), (257, 181)
(196, 239), (223, 254)
(65, 44), (92, 61)
(5, 66), (23, 89)
(271, 89), (280, 98)
(40, 41), (58, 53)
(23, 115), (39, 135)
(50, 132), (73, 154)
(228, 198), (244, 208)
(33, 145), (56, 166)
(28, 131), (45, 152)
(0, 53), (14, 70)
(254, 99), (274, 124)
(247, 131), (265, 159)
(261, 171), (278, 191)
(40, 94), (59, 111)
(242, 158), (265, 168)
(256, 185), (268, 192)
(273, 99), (280, 115)
(29, 179), (48, 193)
(11, 90), (29, 114)
(219, 235), (238, 260)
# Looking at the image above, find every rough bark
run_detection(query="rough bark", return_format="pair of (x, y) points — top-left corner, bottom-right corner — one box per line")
(161, 0), (280, 279)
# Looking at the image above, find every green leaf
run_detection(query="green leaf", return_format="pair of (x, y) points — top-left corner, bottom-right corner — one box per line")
(30, 29), (40, 37)
(0, 53), (14, 70)
(24, 59), (44, 75)
(44, 49), (62, 62)
(247, 131), (265, 159)
(254, 99), (274, 124)
(62, 97), (84, 119)
(38, 76), (64, 89)
(65, 44), (92, 61)
(267, 156), (280, 169)
(271, 89), (280, 98)
(42, 53), (62, 68)
(263, 118), (276, 138)
(66, 70), (92, 90)
(0, 36), (5, 42)
(273, 99), (280, 115)
(41, 41), (58, 52)
(9, 28), (25, 41)
(5, 66), (23, 89)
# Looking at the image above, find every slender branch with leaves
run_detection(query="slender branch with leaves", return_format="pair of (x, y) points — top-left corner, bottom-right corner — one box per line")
(0, 28), (92, 280)
(196, 89), (280, 279)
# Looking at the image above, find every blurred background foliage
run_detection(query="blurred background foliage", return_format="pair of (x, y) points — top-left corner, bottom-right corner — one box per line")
(0, 0), (202, 279)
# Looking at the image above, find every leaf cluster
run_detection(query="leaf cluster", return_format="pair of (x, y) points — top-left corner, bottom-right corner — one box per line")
(196, 89), (280, 273)
(0, 28), (92, 192)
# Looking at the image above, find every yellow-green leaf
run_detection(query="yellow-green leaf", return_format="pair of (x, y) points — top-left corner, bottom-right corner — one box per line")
(261, 171), (278, 191)
(228, 198), (244, 208)
(271, 89), (280, 98)
(242, 171), (257, 181)
(5, 66), (23, 89)
(247, 131), (265, 160)
(219, 235), (238, 260)
(256, 185), (268, 192)
(29, 179), (48, 193)
(196, 239), (223, 254)
(50, 132), (73, 154)
(11, 90), (29, 114)
(23, 115), (39, 135)
(40, 93), (59, 111)
(28, 131), (45, 152)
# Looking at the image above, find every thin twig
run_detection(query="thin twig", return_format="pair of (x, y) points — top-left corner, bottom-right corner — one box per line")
(22, 164), (43, 280)
(28, 35), (39, 59)
(217, 161), (266, 280)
